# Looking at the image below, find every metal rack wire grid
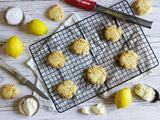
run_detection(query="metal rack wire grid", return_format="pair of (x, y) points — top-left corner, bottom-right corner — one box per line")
(29, 0), (159, 113)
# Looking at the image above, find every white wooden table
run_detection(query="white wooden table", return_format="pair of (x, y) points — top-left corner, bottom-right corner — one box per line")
(0, 0), (160, 120)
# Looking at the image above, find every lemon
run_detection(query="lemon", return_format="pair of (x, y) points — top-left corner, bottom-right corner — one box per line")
(115, 88), (132, 109)
(6, 36), (23, 59)
(27, 19), (48, 36)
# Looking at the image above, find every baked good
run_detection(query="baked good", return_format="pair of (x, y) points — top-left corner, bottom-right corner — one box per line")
(48, 4), (64, 21)
(48, 51), (66, 68)
(1, 84), (18, 99)
(105, 25), (122, 42)
(134, 0), (152, 15)
(135, 84), (155, 101)
(87, 65), (106, 84)
(72, 38), (90, 55)
(57, 80), (77, 99)
(119, 50), (139, 69)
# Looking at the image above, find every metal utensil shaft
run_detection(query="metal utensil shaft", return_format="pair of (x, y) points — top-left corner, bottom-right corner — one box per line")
(94, 4), (152, 28)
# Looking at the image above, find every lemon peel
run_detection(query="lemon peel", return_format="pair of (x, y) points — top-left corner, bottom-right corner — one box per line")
(6, 36), (23, 59)
(115, 88), (132, 109)
(27, 19), (48, 36)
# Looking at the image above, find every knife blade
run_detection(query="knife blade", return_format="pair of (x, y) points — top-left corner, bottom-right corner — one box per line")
(64, 0), (152, 28)
(0, 58), (49, 100)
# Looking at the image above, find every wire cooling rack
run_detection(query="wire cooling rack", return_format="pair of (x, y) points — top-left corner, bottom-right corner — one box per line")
(29, 0), (159, 113)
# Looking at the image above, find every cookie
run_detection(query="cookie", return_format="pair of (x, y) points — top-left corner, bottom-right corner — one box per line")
(135, 84), (155, 101)
(134, 0), (152, 15)
(119, 51), (139, 69)
(1, 84), (18, 99)
(48, 51), (66, 68)
(72, 38), (90, 55)
(57, 80), (77, 99)
(48, 4), (64, 21)
(87, 65), (106, 84)
(105, 25), (122, 42)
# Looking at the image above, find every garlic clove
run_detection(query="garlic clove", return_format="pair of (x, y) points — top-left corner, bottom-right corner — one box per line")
(92, 103), (106, 115)
(81, 107), (90, 115)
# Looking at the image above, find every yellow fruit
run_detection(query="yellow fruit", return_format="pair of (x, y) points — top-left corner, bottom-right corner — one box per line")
(27, 19), (48, 36)
(115, 88), (132, 109)
(6, 36), (23, 59)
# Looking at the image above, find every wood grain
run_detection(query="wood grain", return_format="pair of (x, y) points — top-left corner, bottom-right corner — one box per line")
(0, 0), (160, 120)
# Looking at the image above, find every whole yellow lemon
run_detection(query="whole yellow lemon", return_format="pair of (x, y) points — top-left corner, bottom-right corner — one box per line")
(27, 19), (48, 36)
(6, 36), (23, 59)
(115, 88), (132, 109)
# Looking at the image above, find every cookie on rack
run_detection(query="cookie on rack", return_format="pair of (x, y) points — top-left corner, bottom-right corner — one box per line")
(57, 80), (77, 99)
(48, 51), (66, 68)
(1, 84), (18, 99)
(87, 65), (106, 85)
(72, 38), (90, 55)
(134, 0), (152, 15)
(105, 25), (122, 42)
(119, 50), (139, 69)
(48, 4), (64, 21)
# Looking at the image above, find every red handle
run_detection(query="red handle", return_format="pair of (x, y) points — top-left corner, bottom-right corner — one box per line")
(64, 0), (96, 11)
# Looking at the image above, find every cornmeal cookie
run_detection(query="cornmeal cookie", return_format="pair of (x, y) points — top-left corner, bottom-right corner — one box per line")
(48, 4), (64, 21)
(105, 25), (122, 42)
(87, 65), (106, 84)
(119, 51), (139, 69)
(134, 0), (152, 15)
(1, 84), (18, 99)
(48, 51), (66, 68)
(57, 80), (77, 99)
(72, 38), (90, 55)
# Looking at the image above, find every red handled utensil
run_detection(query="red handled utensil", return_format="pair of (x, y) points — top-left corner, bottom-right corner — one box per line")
(64, 0), (152, 28)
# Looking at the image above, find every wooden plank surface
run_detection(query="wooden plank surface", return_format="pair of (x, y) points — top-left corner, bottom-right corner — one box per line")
(0, 0), (160, 120)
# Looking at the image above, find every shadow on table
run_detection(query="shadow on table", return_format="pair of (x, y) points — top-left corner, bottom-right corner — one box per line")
(12, 98), (23, 115)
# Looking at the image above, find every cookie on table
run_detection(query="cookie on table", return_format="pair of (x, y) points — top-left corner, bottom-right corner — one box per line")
(119, 50), (139, 69)
(87, 65), (106, 85)
(48, 51), (66, 68)
(1, 84), (18, 99)
(72, 38), (90, 55)
(134, 0), (152, 15)
(48, 4), (64, 21)
(57, 80), (77, 99)
(105, 25), (122, 42)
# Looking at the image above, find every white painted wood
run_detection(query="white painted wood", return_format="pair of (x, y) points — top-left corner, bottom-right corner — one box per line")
(0, 0), (160, 120)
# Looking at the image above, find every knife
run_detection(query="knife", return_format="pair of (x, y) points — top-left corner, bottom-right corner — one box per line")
(0, 58), (49, 100)
(64, 0), (152, 28)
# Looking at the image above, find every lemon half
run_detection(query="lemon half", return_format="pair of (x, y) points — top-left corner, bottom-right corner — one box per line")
(115, 88), (132, 109)
(6, 36), (23, 59)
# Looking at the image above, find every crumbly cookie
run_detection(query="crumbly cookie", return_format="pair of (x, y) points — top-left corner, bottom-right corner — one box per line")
(119, 51), (139, 69)
(105, 25), (122, 42)
(57, 80), (77, 99)
(72, 38), (90, 55)
(48, 51), (66, 68)
(87, 65), (106, 84)
(134, 0), (152, 15)
(48, 4), (64, 21)
(135, 84), (156, 101)
(1, 84), (18, 99)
